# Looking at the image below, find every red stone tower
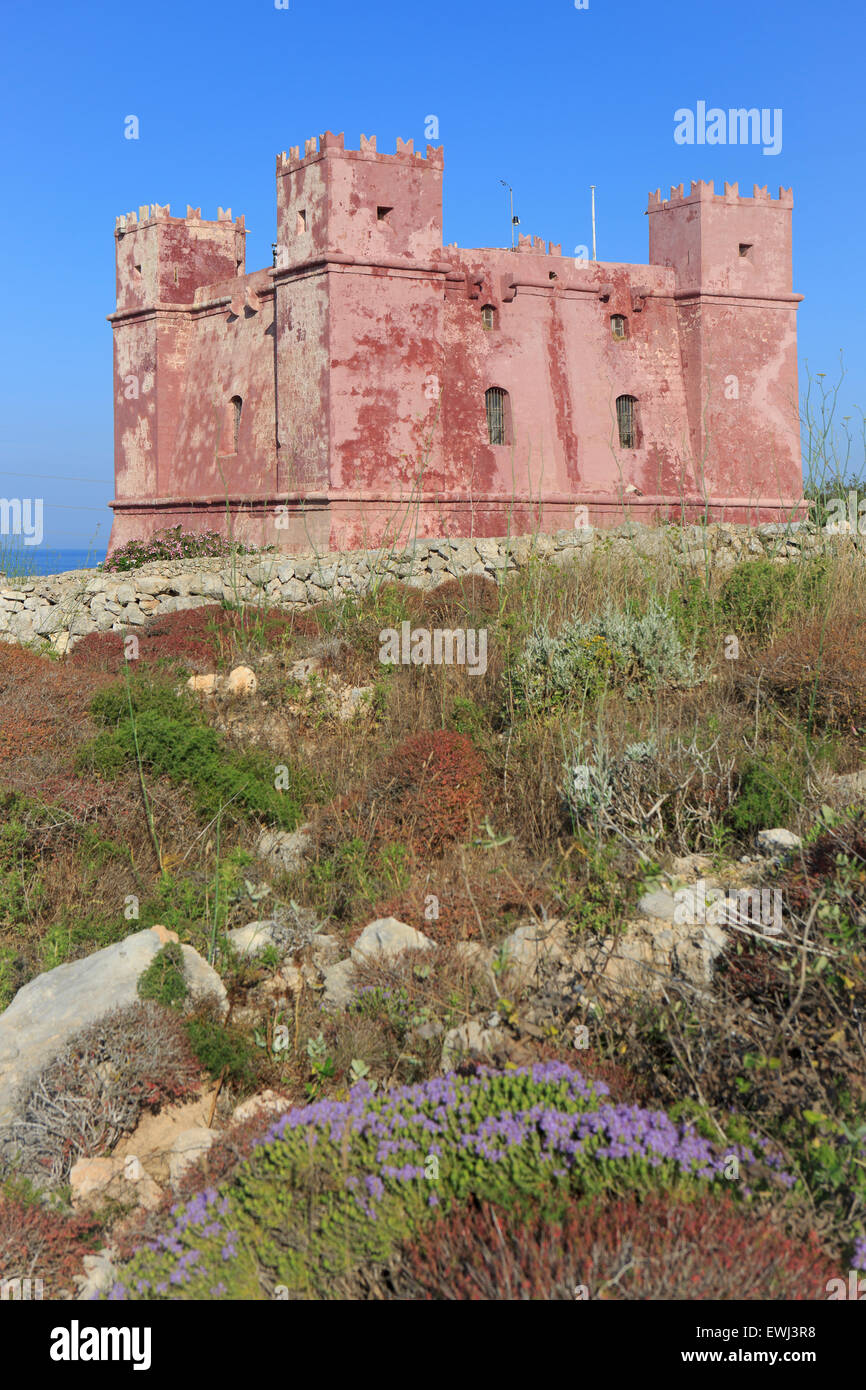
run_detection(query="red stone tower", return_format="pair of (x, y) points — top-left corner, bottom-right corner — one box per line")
(111, 204), (247, 526)
(647, 181), (801, 507)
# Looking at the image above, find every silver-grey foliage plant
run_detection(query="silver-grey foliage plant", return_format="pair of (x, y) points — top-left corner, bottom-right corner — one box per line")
(564, 739), (659, 822)
(512, 599), (698, 709)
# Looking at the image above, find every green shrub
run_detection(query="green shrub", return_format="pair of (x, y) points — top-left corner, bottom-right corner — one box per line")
(183, 1017), (263, 1088)
(79, 702), (318, 829)
(449, 695), (491, 740)
(718, 557), (827, 643)
(0, 946), (20, 1011)
(665, 574), (716, 651)
(0, 793), (130, 981)
(307, 836), (411, 922)
(38, 912), (131, 976)
(89, 674), (195, 727)
(137, 943), (189, 1009)
(727, 755), (805, 838)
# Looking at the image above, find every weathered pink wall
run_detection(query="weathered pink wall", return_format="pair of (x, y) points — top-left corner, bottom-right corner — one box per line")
(108, 144), (804, 553)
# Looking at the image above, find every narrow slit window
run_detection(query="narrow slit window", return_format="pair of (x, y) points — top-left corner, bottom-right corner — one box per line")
(481, 304), (496, 330)
(611, 314), (627, 340)
(616, 394), (638, 449)
(229, 395), (242, 453)
(296, 209), (307, 235)
(485, 387), (510, 446)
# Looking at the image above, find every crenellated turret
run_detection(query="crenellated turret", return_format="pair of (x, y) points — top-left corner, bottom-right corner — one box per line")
(114, 204), (246, 311)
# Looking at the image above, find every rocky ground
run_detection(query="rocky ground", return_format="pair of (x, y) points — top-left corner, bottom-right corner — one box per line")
(1, 526), (865, 1300)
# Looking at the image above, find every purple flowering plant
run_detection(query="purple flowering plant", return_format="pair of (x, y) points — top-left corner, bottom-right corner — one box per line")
(105, 1062), (799, 1300)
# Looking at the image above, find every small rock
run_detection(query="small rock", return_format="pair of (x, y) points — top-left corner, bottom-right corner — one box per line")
(225, 665), (258, 697)
(309, 933), (341, 969)
(287, 656), (322, 682)
(75, 1249), (117, 1301)
(638, 890), (678, 921)
(231, 1091), (293, 1126)
(441, 1020), (499, 1071)
(821, 769), (866, 807)
(321, 958), (358, 1010)
(226, 921), (279, 959)
(756, 828), (802, 856)
(187, 673), (221, 695)
(150, 923), (180, 945)
(257, 824), (314, 874)
(337, 685), (374, 721)
(670, 854), (714, 878)
(453, 941), (491, 970)
(409, 1018), (445, 1044)
(278, 963), (304, 993)
(351, 917), (437, 962)
(70, 1156), (162, 1212)
(499, 919), (569, 981)
(168, 1128), (216, 1187)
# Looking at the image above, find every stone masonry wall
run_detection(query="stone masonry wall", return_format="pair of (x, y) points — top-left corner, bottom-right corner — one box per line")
(0, 521), (855, 656)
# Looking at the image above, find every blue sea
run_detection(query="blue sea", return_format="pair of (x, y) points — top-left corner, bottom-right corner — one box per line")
(1, 547), (108, 577)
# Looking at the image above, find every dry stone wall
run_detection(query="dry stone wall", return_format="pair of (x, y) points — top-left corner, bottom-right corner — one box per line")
(0, 520), (853, 654)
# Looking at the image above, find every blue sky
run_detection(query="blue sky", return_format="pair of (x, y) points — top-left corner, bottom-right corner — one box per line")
(0, 0), (862, 548)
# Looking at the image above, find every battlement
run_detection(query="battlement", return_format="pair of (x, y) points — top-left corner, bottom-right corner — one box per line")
(115, 205), (246, 235)
(647, 180), (793, 211)
(516, 233), (563, 256)
(276, 131), (444, 174)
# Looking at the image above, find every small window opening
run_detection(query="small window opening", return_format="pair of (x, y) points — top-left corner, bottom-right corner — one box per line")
(377, 206), (393, 222)
(739, 243), (753, 258)
(229, 397), (241, 450)
(611, 314), (627, 341)
(481, 304), (496, 330)
(296, 209), (307, 235)
(548, 270), (558, 280)
(134, 263), (142, 276)
(616, 394), (638, 449)
(485, 386), (510, 446)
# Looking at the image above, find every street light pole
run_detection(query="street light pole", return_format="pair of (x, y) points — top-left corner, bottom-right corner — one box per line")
(590, 185), (597, 261)
(500, 179), (517, 249)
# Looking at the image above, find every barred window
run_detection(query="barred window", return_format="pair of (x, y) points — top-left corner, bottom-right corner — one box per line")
(616, 394), (637, 449)
(481, 304), (496, 330)
(485, 387), (509, 445)
(611, 314), (627, 340)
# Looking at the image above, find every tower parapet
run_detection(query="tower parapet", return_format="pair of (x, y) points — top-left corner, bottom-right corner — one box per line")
(114, 205), (246, 311)
(276, 130), (444, 175)
(648, 179), (793, 210)
(274, 131), (444, 269)
(648, 177), (793, 297)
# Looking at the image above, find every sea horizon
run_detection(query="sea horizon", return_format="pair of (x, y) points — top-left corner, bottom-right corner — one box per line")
(0, 546), (108, 578)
